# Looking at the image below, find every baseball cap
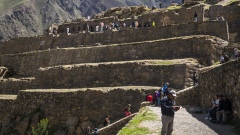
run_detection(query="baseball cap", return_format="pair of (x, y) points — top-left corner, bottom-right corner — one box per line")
(169, 90), (177, 97)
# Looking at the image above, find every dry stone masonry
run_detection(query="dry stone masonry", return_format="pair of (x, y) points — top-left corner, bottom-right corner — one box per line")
(0, 1), (240, 135)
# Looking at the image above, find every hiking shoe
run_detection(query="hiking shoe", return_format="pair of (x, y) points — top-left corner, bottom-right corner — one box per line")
(205, 117), (209, 120)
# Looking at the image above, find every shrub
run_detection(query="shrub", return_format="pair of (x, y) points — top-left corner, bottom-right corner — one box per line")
(32, 118), (50, 135)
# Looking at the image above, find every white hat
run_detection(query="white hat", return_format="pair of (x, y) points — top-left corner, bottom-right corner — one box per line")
(169, 90), (177, 97)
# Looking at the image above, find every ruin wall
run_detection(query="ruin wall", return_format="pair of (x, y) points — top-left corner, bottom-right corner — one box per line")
(0, 21), (229, 55)
(197, 59), (240, 118)
(0, 36), (223, 76)
(0, 87), (158, 134)
(34, 63), (188, 89)
(208, 2), (240, 32)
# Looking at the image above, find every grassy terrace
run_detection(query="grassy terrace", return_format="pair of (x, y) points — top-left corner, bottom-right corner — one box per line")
(0, 0), (26, 13)
(118, 107), (159, 135)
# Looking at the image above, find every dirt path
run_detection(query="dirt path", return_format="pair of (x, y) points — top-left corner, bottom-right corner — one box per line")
(139, 106), (237, 135)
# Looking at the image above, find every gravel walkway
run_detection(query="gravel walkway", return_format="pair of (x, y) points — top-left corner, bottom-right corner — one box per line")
(139, 106), (237, 135)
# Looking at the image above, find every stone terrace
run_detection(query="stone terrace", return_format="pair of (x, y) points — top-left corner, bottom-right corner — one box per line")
(1, 2), (240, 134)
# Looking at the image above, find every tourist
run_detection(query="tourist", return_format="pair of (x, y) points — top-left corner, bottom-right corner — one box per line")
(123, 22), (126, 27)
(216, 95), (232, 124)
(152, 21), (156, 27)
(100, 22), (104, 32)
(66, 28), (69, 34)
(192, 72), (198, 86)
(205, 94), (220, 121)
(157, 88), (162, 106)
(234, 48), (240, 59)
(194, 11), (198, 22)
(95, 25), (99, 32)
(85, 126), (91, 135)
(162, 82), (169, 96)
(146, 93), (153, 103)
(216, 15), (225, 21)
(152, 90), (158, 105)
(159, 2), (162, 8)
(93, 128), (98, 135)
(135, 21), (139, 29)
(103, 115), (110, 127)
(220, 54), (225, 64)
(124, 104), (132, 116)
(222, 53), (229, 62)
(161, 90), (181, 135)
(114, 22), (119, 30)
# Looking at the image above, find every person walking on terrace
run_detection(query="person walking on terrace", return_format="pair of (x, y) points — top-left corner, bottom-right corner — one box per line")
(161, 90), (181, 135)
(192, 72), (198, 86)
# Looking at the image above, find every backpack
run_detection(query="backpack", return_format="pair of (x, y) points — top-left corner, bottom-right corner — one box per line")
(223, 55), (229, 62)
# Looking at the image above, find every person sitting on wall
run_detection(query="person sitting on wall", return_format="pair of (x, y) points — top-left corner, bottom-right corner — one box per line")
(205, 94), (220, 121)
(124, 104), (132, 116)
(216, 95), (232, 124)
(194, 11), (198, 22)
(103, 115), (110, 127)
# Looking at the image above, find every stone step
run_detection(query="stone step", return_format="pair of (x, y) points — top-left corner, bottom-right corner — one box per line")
(0, 35), (226, 76)
(34, 59), (200, 90)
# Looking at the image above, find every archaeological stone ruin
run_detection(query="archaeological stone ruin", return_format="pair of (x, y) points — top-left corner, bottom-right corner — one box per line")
(0, 1), (240, 135)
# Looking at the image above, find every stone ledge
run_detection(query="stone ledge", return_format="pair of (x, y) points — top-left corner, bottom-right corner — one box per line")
(0, 95), (17, 100)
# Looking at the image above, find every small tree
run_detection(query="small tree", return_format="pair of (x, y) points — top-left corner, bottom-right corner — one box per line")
(32, 118), (50, 135)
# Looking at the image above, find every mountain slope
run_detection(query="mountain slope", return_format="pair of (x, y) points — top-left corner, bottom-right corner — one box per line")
(0, 0), (181, 41)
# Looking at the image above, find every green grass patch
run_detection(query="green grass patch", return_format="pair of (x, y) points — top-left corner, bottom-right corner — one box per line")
(147, 61), (176, 65)
(167, 5), (183, 10)
(118, 107), (158, 135)
(0, 0), (26, 13)
(224, 0), (240, 6)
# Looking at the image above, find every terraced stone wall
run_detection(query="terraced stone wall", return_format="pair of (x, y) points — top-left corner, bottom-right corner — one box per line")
(198, 59), (240, 118)
(0, 79), (33, 94)
(34, 62), (187, 89)
(0, 21), (228, 55)
(208, 2), (240, 32)
(0, 97), (16, 123)
(0, 87), (158, 134)
(0, 36), (225, 76)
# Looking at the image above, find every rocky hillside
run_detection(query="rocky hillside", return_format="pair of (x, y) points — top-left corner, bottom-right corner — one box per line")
(0, 0), (181, 41)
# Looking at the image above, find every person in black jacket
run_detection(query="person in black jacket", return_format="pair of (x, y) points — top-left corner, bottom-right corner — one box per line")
(216, 95), (232, 124)
(161, 90), (181, 135)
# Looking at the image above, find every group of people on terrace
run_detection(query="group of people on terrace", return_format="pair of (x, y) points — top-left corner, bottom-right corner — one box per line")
(68, 19), (157, 34)
(205, 94), (232, 125)
(220, 48), (240, 64)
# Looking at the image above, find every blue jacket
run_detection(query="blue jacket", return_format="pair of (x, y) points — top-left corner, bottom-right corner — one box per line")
(161, 96), (175, 117)
(162, 84), (168, 93)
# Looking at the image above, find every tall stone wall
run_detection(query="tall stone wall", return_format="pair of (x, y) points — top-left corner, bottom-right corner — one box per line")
(0, 36), (225, 76)
(197, 59), (240, 118)
(0, 79), (34, 94)
(0, 87), (158, 134)
(208, 2), (240, 32)
(0, 96), (16, 123)
(34, 61), (188, 89)
(0, 21), (229, 55)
